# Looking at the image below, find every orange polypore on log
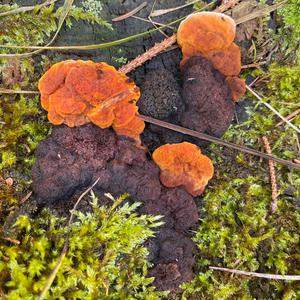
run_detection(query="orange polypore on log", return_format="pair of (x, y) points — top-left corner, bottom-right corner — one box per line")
(177, 12), (246, 101)
(152, 142), (214, 196)
(38, 60), (144, 140)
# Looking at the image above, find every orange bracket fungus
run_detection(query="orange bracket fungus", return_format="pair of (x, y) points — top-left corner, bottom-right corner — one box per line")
(177, 12), (246, 101)
(38, 60), (144, 141)
(153, 142), (214, 196)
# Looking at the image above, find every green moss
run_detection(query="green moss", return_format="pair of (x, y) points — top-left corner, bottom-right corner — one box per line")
(0, 193), (166, 299)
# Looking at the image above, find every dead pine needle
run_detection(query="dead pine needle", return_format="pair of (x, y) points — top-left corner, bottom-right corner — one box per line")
(38, 177), (100, 300)
(261, 136), (278, 213)
(276, 108), (300, 127)
(112, 2), (147, 22)
(210, 266), (300, 281)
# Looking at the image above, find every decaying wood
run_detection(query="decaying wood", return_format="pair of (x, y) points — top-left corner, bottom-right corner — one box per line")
(261, 136), (278, 213)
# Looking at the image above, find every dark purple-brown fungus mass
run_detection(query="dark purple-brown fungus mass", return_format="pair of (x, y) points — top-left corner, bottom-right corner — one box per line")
(32, 124), (198, 292)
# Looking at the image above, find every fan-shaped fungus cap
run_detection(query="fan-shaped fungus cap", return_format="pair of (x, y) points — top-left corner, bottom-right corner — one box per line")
(177, 12), (236, 62)
(38, 60), (144, 139)
(152, 142), (214, 196)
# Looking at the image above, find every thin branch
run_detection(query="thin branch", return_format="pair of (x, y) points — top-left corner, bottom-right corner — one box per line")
(246, 85), (300, 134)
(119, 35), (177, 74)
(139, 114), (300, 170)
(38, 177), (100, 300)
(210, 266), (300, 281)
(261, 136), (278, 213)
(112, 2), (147, 22)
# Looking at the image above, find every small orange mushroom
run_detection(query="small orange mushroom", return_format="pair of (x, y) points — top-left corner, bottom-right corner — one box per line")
(152, 142), (214, 196)
(177, 12), (245, 101)
(38, 60), (144, 140)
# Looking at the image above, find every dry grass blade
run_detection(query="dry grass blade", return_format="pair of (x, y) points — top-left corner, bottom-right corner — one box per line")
(0, 0), (57, 17)
(150, 0), (204, 17)
(235, 0), (288, 25)
(0, 0), (74, 58)
(38, 177), (100, 300)
(210, 266), (300, 280)
(112, 2), (147, 22)
(0, 88), (39, 94)
(246, 85), (300, 134)
(139, 114), (300, 170)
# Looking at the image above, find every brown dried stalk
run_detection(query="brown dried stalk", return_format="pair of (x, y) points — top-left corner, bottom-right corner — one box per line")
(139, 114), (300, 170)
(119, 0), (239, 74)
(261, 136), (278, 213)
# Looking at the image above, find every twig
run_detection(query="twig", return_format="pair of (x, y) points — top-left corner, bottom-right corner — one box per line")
(119, 35), (177, 74)
(215, 0), (241, 13)
(0, 0), (57, 17)
(246, 85), (300, 135)
(20, 191), (33, 204)
(241, 61), (266, 69)
(210, 266), (300, 280)
(261, 136), (278, 213)
(38, 177), (100, 300)
(276, 108), (300, 127)
(112, 2), (147, 22)
(139, 114), (300, 170)
(2, 237), (20, 245)
(150, 0), (204, 18)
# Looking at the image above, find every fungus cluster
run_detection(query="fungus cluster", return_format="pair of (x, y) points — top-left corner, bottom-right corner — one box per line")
(38, 60), (144, 141)
(31, 11), (247, 293)
(177, 12), (246, 101)
(153, 142), (214, 196)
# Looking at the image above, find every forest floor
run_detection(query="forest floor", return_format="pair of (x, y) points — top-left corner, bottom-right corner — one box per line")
(0, 0), (300, 299)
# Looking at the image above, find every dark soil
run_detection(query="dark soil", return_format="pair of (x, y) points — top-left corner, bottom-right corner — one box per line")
(32, 124), (199, 292)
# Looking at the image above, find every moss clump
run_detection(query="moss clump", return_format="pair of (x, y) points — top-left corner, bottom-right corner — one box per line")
(0, 193), (166, 299)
